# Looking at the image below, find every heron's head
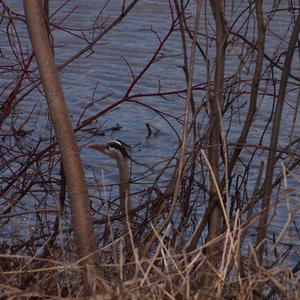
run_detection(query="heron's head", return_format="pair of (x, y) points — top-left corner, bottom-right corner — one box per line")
(89, 139), (131, 160)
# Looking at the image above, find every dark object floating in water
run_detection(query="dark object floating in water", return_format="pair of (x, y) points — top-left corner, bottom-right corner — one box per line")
(82, 123), (122, 136)
(146, 123), (161, 138)
(111, 123), (122, 131)
(82, 127), (105, 136)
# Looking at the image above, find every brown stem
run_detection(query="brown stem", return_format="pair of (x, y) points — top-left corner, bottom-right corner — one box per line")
(221, 0), (265, 189)
(143, 0), (202, 256)
(206, 0), (227, 252)
(255, 11), (300, 264)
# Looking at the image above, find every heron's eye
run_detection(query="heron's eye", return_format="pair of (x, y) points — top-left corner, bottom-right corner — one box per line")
(106, 142), (119, 152)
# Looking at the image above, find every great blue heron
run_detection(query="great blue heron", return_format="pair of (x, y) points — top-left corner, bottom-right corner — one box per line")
(89, 140), (131, 216)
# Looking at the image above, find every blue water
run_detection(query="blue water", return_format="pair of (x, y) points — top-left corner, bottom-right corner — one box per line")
(1, 0), (300, 267)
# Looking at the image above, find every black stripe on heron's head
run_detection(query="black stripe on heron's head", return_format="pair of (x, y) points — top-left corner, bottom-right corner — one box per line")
(106, 140), (131, 159)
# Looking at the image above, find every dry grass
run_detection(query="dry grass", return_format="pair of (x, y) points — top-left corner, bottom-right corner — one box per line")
(1, 196), (300, 300)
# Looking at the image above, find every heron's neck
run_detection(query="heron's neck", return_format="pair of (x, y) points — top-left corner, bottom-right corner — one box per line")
(116, 156), (131, 211)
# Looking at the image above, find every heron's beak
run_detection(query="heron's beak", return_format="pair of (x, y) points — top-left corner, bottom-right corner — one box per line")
(89, 144), (106, 152)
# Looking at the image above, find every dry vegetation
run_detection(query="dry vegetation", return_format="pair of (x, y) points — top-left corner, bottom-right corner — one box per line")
(1, 0), (300, 299)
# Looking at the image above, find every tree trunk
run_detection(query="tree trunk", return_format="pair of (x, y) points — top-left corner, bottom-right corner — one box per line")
(23, 0), (103, 293)
(203, 0), (227, 291)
